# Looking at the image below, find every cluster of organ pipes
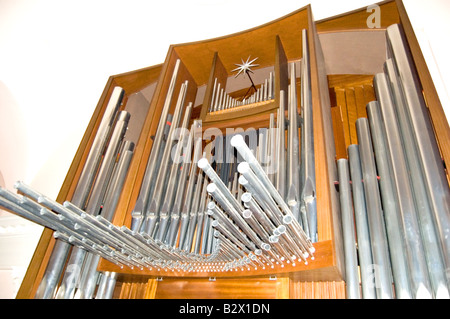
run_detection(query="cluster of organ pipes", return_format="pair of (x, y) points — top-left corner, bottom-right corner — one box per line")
(0, 29), (318, 299)
(2, 22), (447, 300)
(337, 24), (450, 299)
(208, 71), (274, 113)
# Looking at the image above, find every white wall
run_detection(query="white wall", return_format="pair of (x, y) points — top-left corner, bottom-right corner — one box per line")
(0, 0), (448, 298)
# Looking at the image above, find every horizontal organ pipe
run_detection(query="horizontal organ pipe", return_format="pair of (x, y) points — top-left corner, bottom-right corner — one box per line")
(32, 86), (125, 299)
(2, 32), (323, 297)
(1, 130), (316, 280)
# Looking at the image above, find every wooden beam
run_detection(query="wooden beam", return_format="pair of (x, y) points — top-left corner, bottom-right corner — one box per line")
(396, 0), (450, 181)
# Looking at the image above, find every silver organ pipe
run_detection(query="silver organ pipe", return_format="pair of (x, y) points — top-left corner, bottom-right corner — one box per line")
(337, 158), (360, 299)
(1, 20), (449, 301)
(365, 101), (414, 299)
(0, 53), (317, 297)
(335, 23), (449, 299)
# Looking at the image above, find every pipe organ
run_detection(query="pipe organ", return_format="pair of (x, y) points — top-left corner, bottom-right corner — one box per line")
(3, 0), (450, 299)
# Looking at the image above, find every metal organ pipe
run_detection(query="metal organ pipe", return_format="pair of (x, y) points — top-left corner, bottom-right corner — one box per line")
(337, 158), (360, 299)
(386, 24), (450, 276)
(365, 101), (414, 299)
(355, 118), (394, 299)
(347, 145), (376, 299)
(373, 73), (448, 298)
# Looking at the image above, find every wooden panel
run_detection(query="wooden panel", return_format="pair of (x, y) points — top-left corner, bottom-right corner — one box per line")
(290, 280), (346, 299)
(308, 6), (345, 284)
(145, 279), (158, 299)
(363, 84), (376, 105)
(329, 76), (376, 155)
(203, 100), (277, 126)
(98, 240), (341, 281)
(117, 277), (345, 299)
(345, 87), (358, 144)
(173, 8), (309, 86)
(355, 86), (368, 119)
(307, 8), (332, 243)
(328, 74), (374, 88)
(112, 64), (163, 95)
(154, 277), (289, 299)
(200, 52), (228, 120)
(331, 106), (348, 160)
(275, 35), (289, 110)
(117, 279), (158, 299)
(395, 0), (450, 180)
(112, 48), (197, 228)
(335, 88), (351, 149)
(316, 0), (400, 33)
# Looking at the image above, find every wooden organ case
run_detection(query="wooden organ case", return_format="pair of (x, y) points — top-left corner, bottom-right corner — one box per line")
(12, 0), (450, 299)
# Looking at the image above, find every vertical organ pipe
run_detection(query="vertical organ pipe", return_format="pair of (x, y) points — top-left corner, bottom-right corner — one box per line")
(348, 144), (376, 299)
(300, 28), (317, 243)
(386, 24), (450, 275)
(337, 158), (361, 299)
(33, 86), (124, 299)
(355, 117), (393, 299)
(286, 63), (302, 227)
(277, 90), (286, 200)
(143, 82), (189, 235)
(156, 102), (193, 241)
(131, 59), (181, 228)
(365, 101), (413, 299)
(374, 73), (447, 298)
(385, 58), (450, 296)
(54, 110), (131, 299)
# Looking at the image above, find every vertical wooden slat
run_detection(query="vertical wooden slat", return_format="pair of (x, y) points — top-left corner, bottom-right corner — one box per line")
(119, 282), (131, 299)
(331, 105), (348, 159)
(200, 52), (228, 120)
(335, 88), (351, 149)
(345, 87), (358, 144)
(144, 279), (158, 299)
(363, 84), (376, 105)
(290, 280), (347, 299)
(276, 277), (290, 299)
(354, 85), (367, 119)
(275, 35), (289, 110)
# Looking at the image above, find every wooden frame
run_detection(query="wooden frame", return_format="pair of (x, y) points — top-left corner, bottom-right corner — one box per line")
(16, 0), (449, 299)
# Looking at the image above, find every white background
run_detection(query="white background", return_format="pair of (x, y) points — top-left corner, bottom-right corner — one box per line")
(0, 0), (449, 298)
